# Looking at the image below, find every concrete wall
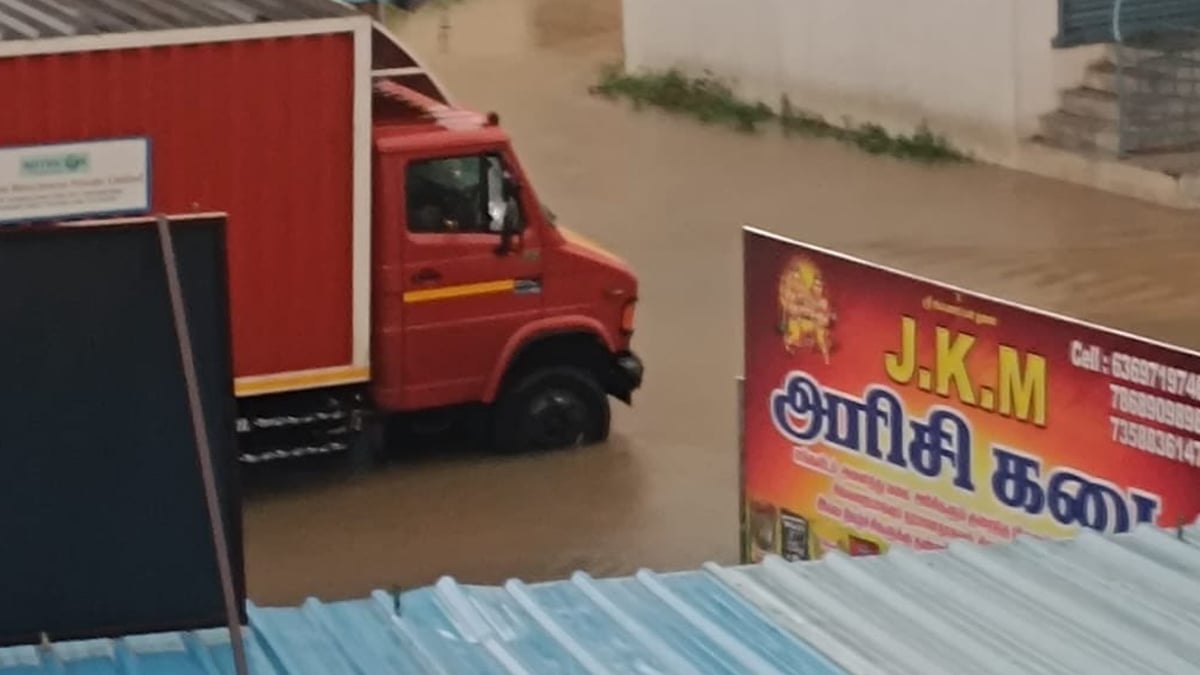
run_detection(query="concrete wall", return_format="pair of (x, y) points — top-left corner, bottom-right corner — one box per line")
(622, 0), (1104, 163)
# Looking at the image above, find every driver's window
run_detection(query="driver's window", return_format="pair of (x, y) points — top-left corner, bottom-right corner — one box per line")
(405, 153), (522, 234)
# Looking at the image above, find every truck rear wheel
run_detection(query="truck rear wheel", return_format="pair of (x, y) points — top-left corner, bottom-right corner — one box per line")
(493, 366), (610, 454)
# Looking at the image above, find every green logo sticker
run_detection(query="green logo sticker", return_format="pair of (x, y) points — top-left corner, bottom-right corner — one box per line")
(19, 152), (90, 176)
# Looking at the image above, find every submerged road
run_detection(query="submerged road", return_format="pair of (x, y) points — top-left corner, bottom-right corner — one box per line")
(243, 0), (1200, 605)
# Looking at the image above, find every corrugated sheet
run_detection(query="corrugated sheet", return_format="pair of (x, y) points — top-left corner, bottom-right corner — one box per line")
(717, 522), (1200, 675)
(2, 522), (1197, 674)
(0, 0), (357, 41)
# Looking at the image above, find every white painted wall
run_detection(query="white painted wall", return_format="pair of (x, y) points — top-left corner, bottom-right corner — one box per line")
(622, 0), (1105, 162)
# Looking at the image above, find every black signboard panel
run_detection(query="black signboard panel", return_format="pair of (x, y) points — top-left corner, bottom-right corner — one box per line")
(0, 214), (244, 646)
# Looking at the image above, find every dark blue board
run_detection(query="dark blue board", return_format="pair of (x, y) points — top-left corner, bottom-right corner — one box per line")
(0, 214), (244, 646)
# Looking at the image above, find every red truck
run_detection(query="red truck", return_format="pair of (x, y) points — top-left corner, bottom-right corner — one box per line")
(0, 1), (642, 463)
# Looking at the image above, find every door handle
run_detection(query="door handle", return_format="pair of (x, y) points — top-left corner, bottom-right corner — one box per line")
(411, 268), (442, 284)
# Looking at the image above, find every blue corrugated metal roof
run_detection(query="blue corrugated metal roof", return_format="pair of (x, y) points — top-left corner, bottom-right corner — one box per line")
(2, 522), (1197, 674)
(715, 522), (1200, 675)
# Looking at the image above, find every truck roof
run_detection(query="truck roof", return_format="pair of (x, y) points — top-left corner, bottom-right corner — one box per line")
(0, 0), (359, 41)
(375, 79), (487, 129)
(372, 79), (511, 149)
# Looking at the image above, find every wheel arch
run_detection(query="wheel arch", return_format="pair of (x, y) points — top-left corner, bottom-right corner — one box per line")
(483, 317), (617, 403)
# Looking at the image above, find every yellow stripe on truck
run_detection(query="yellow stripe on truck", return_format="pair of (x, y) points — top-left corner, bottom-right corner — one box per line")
(402, 279), (516, 304)
(235, 365), (371, 397)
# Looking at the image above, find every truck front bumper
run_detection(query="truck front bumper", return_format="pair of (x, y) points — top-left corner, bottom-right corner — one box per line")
(609, 350), (644, 404)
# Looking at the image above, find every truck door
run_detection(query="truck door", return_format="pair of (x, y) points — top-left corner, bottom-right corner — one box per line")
(396, 147), (544, 408)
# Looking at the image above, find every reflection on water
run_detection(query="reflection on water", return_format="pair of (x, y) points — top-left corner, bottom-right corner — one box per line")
(243, 0), (1200, 605)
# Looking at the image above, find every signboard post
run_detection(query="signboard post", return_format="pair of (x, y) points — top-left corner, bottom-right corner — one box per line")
(156, 216), (248, 675)
(741, 226), (1200, 563)
(737, 376), (747, 561)
(0, 138), (150, 225)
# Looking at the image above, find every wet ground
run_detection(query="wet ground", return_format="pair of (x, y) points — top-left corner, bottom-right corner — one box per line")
(242, 0), (1200, 605)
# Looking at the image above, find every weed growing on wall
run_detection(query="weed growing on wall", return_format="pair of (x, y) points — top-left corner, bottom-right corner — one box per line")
(591, 66), (969, 164)
(591, 65), (773, 132)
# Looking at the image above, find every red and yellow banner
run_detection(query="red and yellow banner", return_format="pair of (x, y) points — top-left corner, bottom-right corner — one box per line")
(742, 227), (1200, 563)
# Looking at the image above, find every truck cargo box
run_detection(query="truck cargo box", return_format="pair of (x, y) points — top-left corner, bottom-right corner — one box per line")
(0, 1), (446, 398)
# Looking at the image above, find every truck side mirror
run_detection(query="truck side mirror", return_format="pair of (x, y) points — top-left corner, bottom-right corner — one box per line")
(502, 174), (519, 200)
(494, 195), (525, 256)
(488, 158), (525, 255)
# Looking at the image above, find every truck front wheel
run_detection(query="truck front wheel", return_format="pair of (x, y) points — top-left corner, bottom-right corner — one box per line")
(493, 366), (611, 454)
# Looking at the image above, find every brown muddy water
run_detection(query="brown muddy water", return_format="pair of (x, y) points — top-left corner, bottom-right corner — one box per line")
(242, 0), (1200, 605)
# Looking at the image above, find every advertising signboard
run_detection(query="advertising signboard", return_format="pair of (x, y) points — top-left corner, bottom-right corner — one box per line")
(0, 137), (150, 225)
(742, 226), (1200, 562)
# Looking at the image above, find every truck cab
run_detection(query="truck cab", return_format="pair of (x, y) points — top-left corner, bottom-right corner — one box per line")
(369, 81), (642, 452)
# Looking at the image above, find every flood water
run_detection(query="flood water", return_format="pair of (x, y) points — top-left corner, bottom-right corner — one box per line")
(243, 0), (1200, 605)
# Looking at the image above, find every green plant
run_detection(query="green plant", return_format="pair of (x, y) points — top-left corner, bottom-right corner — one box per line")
(591, 65), (773, 133)
(778, 96), (841, 139)
(889, 123), (967, 163)
(593, 67), (970, 164)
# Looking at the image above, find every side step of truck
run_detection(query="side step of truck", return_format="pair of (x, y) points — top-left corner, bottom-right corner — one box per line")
(236, 386), (371, 464)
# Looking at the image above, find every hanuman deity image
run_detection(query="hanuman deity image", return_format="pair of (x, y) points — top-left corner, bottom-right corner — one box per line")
(777, 255), (836, 363)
